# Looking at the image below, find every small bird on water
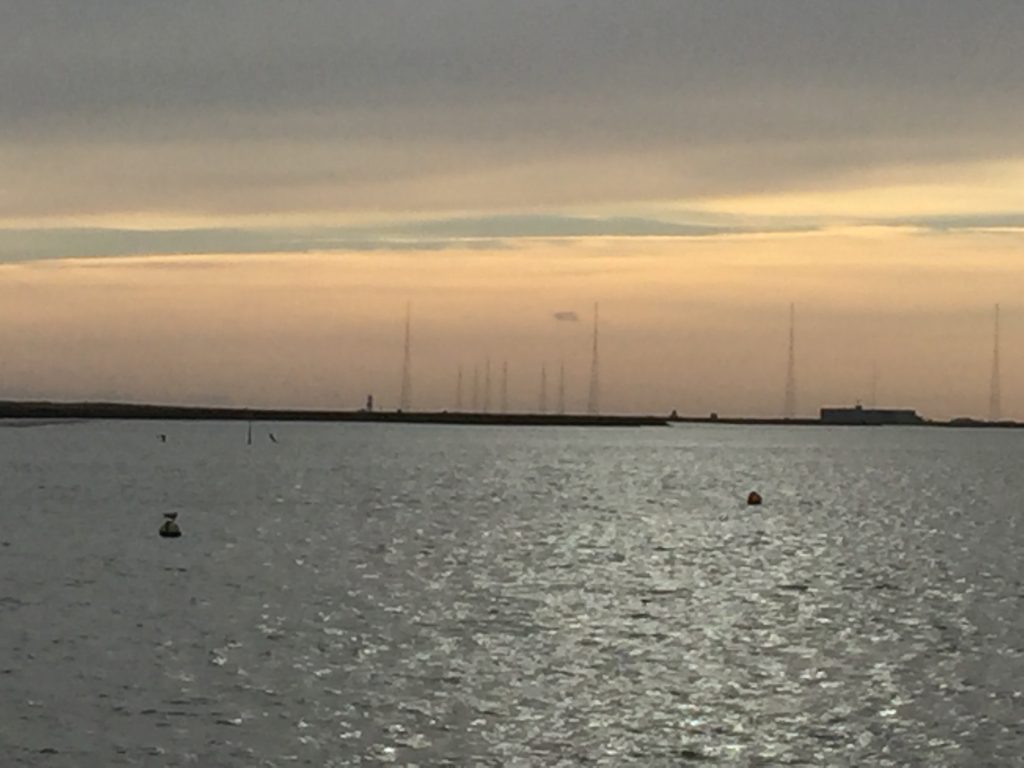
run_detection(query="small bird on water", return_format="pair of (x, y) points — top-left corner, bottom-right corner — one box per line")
(159, 513), (182, 538)
(747, 491), (763, 506)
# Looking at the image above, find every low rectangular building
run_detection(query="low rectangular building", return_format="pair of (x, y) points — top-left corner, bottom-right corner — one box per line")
(820, 405), (924, 425)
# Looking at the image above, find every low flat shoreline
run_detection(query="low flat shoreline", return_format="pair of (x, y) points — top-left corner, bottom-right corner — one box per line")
(1, 401), (1020, 429)
(0, 401), (668, 427)
(668, 416), (1024, 429)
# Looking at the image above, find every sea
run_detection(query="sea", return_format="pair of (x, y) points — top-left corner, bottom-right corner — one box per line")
(1, 420), (1022, 767)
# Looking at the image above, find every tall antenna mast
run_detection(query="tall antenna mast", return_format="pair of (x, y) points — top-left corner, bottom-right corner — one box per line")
(472, 365), (479, 412)
(456, 365), (463, 411)
(483, 357), (491, 413)
(783, 303), (797, 418)
(989, 303), (1002, 422)
(558, 360), (566, 414)
(539, 363), (548, 413)
(399, 301), (412, 411)
(501, 361), (509, 413)
(869, 360), (878, 409)
(587, 302), (600, 415)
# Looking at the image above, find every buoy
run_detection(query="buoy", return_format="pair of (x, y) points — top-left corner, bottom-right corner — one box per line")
(747, 491), (763, 506)
(159, 512), (182, 538)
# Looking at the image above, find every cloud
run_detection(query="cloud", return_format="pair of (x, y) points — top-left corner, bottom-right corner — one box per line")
(0, 226), (515, 263)
(9, 206), (1024, 265)
(897, 213), (1024, 234)
(394, 214), (781, 239)
(552, 311), (579, 323)
(2, 2), (1024, 224)
(0, 213), (819, 263)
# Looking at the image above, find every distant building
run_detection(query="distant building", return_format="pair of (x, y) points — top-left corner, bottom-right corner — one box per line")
(820, 404), (924, 425)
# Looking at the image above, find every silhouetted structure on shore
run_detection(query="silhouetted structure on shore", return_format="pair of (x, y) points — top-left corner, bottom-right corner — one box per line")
(819, 405), (924, 425)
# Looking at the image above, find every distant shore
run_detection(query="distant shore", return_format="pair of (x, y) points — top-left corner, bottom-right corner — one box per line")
(0, 401), (1020, 429)
(668, 415), (1024, 429)
(0, 401), (668, 427)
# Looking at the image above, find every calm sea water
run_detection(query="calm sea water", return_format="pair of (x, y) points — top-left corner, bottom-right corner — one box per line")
(1, 421), (1022, 766)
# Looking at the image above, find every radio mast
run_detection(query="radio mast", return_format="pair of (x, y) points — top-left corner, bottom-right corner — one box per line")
(587, 303), (600, 415)
(783, 303), (796, 418)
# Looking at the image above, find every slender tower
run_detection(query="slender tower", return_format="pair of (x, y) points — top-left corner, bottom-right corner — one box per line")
(501, 361), (509, 414)
(587, 302), (600, 415)
(472, 366), (479, 412)
(989, 303), (1002, 422)
(456, 365), (464, 411)
(558, 360), (566, 415)
(539, 363), (548, 413)
(869, 360), (878, 409)
(399, 301), (412, 412)
(483, 357), (491, 413)
(783, 303), (797, 419)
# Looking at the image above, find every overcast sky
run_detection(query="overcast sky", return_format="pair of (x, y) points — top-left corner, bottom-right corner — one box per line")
(3, 1), (1023, 227)
(2, 2), (1023, 415)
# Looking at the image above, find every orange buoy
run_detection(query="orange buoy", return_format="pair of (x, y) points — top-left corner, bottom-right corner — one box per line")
(747, 491), (763, 506)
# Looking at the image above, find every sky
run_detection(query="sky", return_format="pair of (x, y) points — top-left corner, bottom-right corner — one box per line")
(1, 1), (1023, 418)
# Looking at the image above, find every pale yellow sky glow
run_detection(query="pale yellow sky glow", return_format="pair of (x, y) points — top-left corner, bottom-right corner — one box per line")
(693, 159), (1024, 221)
(2, 223), (1021, 419)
